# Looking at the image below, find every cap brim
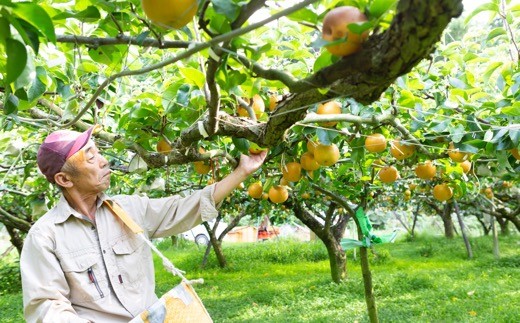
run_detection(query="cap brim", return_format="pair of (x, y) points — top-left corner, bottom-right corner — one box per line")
(66, 126), (96, 159)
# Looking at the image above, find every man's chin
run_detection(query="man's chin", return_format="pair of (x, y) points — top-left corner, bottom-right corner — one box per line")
(98, 177), (111, 190)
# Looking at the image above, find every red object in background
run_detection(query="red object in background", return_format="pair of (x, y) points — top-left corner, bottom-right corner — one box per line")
(258, 229), (269, 240)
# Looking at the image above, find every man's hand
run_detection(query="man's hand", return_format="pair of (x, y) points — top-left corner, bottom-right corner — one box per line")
(212, 150), (268, 203)
(236, 150), (268, 177)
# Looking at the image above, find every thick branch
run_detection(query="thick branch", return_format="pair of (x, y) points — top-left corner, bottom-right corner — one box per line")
(178, 111), (264, 147)
(56, 34), (189, 49)
(231, 0), (267, 29)
(255, 0), (463, 146)
(59, 0), (319, 129)
(292, 0), (464, 98)
(0, 207), (32, 232)
(223, 48), (299, 89)
(32, 99), (119, 143)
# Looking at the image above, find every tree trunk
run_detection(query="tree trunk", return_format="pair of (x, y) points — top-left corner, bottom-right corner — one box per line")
(201, 209), (249, 268)
(360, 246), (378, 323)
(202, 221), (227, 268)
(324, 236), (347, 283)
(170, 235), (178, 247)
(476, 216), (491, 235)
(495, 217), (509, 235)
(351, 205), (379, 323)
(201, 243), (212, 268)
(212, 240), (227, 268)
(5, 225), (24, 255)
(491, 214), (500, 259)
(440, 203), (455, 239)
(411, 203), (420, 238)
(291, 200), (348, 282)
(501, 212), (520, 232)
(453, 201), (473, 259)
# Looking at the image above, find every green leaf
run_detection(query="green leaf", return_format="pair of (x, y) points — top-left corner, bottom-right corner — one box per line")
(232, 137), (249, 154)
(14, 46), (35, 89)
(490, 128), (508, 144)
(5, 38), (27, 84)
(287, 7), (318, 24)
(135, 31), (151, 45)
(463, 139), (487, 149)
(316, 128), (338, 145)
(448, 77), (467, 89)
(509, 129), (519, 146)
(449, 124), (466, 143)
(17, 19), (40, 54)
(112, 140), (126, 151)
(212, 0), (240, 21)
(487, 27), (506, 41)
(368, 0), (397, 18)
(3, 93), (19, 115)
(0, 16), (10, 45)
(88, 46), (116, 66)
(313, 50), (334, 72)
(208, 11), (231, 34)
(350, 137), (365, 163)
(464, 2), (499, 24)
(501, 102), (520, 116)
(163, 83), (182, 113)
(12, 2), (56, 43)
(53, 6), (100, 22)
(179, 67), (206, 89)
(431, 119), (451, 134)
(14, 87), (28, 101)
(466, 114), (483, 133)
(483, 129), (494, 142)
(347, 21), (373, 35)
(483, 61), (503, 82)
(27, 66), (47, 102)
(310, 36), (331, 50)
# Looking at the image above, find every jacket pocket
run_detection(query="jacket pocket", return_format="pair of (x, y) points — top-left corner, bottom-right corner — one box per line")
(112, 236), (147, 284)
(60, 254), (106, 304)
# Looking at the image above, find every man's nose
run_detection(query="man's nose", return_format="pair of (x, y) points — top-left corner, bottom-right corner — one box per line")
(99, 155), (109, 168)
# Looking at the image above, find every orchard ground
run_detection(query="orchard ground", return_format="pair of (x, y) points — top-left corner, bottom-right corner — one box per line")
(1, 217), (519, 322)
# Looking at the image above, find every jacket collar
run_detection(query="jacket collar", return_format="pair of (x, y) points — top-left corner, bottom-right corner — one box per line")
(53, 193), (110, 224)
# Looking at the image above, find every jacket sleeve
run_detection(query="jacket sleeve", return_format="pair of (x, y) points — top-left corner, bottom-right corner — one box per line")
(117, 183), (220, 239)
(20, 230), (90, 323)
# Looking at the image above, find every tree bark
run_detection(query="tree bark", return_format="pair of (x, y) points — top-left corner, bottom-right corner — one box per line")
(201, 209), (248, 268)
(157, 0), (465, 151)
(360, 246), (378, 323)
(5, 225), (24, 255)
(475, 216), (491, 235)
(324, 235), (347, 283)
(453, 201), (473, 259)
(291, 200), (348, 283)
(495, 217), (509, 235)
(411, 203), (421, 238)
(425, 200), (455, 238)
(202, 219), (227, 268)
(441, 203), (455, 239)
(351, 206), (378, 323)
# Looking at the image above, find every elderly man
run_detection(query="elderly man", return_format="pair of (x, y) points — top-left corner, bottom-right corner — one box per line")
(20, 126), (267, 322)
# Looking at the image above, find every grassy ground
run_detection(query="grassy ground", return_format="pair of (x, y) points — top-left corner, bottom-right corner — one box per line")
(1, 235), (519, 322)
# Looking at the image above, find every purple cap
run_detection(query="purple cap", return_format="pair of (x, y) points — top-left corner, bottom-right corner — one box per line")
(37, 126), (97, 183)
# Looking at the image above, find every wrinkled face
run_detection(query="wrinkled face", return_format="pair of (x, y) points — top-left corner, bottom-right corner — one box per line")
(63, 141), (111, 194)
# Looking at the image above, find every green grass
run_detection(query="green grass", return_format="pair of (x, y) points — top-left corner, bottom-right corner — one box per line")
(2, 235), (519, 322)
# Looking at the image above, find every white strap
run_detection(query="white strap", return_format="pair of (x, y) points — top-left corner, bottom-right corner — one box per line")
(137, 233), (188, 280)
(104, 200), (203, 284)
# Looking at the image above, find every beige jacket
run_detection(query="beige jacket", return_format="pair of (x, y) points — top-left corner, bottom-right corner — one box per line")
(20, 184), (219, 323)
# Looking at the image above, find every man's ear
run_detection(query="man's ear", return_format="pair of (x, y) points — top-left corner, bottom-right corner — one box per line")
(54, 172), (74, 188)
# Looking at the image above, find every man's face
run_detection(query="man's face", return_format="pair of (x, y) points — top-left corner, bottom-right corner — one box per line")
(65, 141), (111, 193)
